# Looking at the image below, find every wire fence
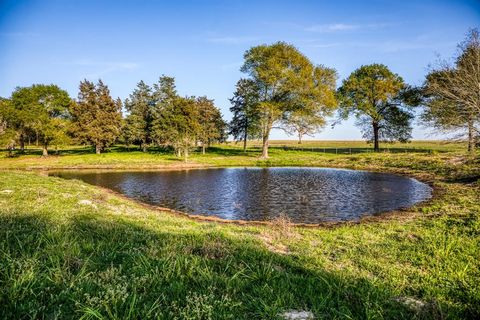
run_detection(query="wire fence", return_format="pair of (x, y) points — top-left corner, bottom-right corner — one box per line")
(250, 145), (434, 154)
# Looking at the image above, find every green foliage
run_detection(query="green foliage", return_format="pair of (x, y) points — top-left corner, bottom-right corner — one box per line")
(229, 79), (262, 151)
(196, 96), (227, 154)
(8, 84), (72, 156)
(338, 64), (416, 150)
(124, 81), (155, 152)
(148, 76), (226, 160)
(150, 76), (201, 161)
(241, 42), (337, 157)
(0, 98), (18, 155)
(71, 80), (122, 154)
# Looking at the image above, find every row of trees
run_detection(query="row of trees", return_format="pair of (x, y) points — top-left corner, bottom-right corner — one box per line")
(122, 77), (226, 159)
(0, 77), (226, 159)
(1, 29), (478, 158)
(228, 29), (479, 157)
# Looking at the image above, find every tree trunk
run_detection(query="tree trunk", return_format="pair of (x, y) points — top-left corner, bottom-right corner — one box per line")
(142, 143), (147, 152)
(467, 118), (475, 157)
(298, 132), (303, 144)
(95, 144), (101, 154)
(202, 142), (206, 155)
(184, 147), (188, 162)
(243, 121), (248, 152)
(261, 131), (269, 158)
(19, 134), (25, 153)
(42, 143), (48, 157)
(373, 122), (380, 152)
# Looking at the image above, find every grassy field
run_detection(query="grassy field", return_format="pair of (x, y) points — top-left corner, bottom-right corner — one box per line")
(0, 141), (479, 319)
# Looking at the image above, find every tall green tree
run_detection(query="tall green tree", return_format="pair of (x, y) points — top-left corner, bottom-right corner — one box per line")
(196, 96), (226, 154)
(229, 79), (261, 152)
(241, 42), (337, 158)
(422, 29), (480, 156)
(124, 81), (154, 152)
(337, 64), (416, 151)
(72, 80), (122, 154)
(150, 76), (201, 161)
(10, 84), (72, 156)
(153, 95), (200, 161)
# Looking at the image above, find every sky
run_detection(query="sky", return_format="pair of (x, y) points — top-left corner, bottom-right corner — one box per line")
(1, 0), (479, 140)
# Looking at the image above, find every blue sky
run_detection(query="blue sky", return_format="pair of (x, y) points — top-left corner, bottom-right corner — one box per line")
(1, 0), (479, 140)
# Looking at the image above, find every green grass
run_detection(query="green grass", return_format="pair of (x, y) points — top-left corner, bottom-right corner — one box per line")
(0, 141), (479, 319)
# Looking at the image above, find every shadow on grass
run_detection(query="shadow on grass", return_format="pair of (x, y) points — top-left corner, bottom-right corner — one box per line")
(0, 213), (459, 319)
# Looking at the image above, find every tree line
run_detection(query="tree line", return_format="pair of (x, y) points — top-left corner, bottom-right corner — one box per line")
(0, 77), (227, 159)
(1, 29), (478, 158)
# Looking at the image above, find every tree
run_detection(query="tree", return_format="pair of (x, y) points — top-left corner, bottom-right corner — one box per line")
(10, 84), (72, 156)
(283, 111), (325, 144)
(337, 64), (416, 151)
(0, 98), (18, 156)
(150, 76), (201, 161)
(241, 42), (337, 158)
(196, 96), (226, 154)
(71, 80), (122, 154)
(422, 29), (480, 156)
(283, 66), (338, 144)
(151, 75), (178, 140)
(152, 96), (200, 161)
(124, 81), (154, 152)
(229, 79), (261, 151)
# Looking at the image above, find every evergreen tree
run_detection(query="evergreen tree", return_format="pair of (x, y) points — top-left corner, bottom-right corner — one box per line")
(72, 80), (122, 154)
(196, 96), (227, 154)
(229, 79), (261, 152)
(124, 81), (154, 152)
(153, 95), (200, 161)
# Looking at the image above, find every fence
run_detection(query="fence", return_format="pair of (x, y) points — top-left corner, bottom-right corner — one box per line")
(250, 145), (433, 154)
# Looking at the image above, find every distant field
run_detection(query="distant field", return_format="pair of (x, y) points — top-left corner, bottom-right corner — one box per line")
(243, 140), (467, 152)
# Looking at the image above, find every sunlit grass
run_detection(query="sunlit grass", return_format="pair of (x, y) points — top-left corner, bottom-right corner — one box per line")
(0, 142), (479, 319)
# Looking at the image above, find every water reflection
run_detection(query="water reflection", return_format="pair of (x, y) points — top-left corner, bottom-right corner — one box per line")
(52, 167), (432, 223)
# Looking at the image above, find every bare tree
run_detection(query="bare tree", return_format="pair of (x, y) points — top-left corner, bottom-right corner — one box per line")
(422, 28), (480, 156)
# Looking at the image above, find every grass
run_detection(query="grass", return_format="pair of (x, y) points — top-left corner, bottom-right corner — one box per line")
(0, 141), (479, 319)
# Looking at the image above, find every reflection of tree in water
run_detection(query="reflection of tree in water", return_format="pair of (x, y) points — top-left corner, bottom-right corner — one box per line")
(54, 168), (431, 224)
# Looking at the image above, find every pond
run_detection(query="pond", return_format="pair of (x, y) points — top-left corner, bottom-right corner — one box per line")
(52, 167), (432, 224)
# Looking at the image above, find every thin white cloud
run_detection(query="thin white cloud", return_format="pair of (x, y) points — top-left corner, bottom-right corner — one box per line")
(304, 38), (456, 53)
(207, 36), (260, 44)
(305, 22), (393, 33)
(305, 23), (359, 33)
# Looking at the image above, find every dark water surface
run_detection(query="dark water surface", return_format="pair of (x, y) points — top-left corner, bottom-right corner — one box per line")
(52, 167), (432, 223)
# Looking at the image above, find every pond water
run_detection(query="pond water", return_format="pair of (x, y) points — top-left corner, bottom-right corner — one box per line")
(52, 167), (432, 224)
